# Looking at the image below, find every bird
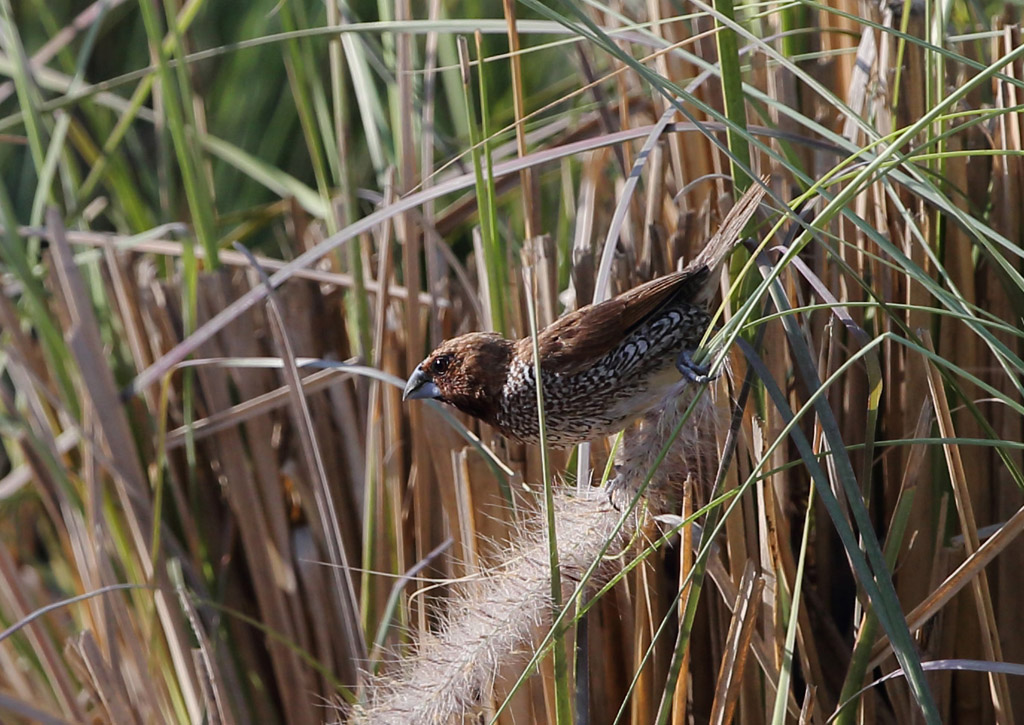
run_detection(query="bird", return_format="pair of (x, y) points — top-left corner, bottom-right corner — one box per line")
(403, 181), (768, 449)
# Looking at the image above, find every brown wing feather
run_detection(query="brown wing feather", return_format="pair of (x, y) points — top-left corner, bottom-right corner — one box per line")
(522, 179), (769, 376)
(525, 267), (708, 375)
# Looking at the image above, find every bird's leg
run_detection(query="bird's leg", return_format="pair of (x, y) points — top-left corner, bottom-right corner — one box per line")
(676, 348), (718, 384)
(604, 469), (625, 510)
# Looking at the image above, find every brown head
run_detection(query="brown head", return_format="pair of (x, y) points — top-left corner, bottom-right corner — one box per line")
(403, 332), (515, 424)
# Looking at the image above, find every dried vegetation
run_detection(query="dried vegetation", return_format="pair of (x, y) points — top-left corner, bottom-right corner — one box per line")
(0, 1), (1022, 724)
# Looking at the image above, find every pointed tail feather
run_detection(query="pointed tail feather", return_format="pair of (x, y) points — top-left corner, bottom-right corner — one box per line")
(688, 176), (769, 276)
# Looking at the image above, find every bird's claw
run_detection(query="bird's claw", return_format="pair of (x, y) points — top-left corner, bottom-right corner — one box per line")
(604, 474), (625, 511)
(677, 348), (718, 384)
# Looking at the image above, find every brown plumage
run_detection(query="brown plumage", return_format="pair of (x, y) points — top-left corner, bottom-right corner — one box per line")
(403, 182), (767, 448)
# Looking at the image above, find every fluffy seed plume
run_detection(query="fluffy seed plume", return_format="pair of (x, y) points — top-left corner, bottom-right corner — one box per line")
(348, 492), (632, 724)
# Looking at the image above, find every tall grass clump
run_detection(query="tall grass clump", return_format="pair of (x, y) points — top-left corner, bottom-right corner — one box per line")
(0, 1), (1022, 723)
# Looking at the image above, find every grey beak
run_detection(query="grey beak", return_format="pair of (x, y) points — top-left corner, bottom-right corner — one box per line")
(403, 367), (441, 401)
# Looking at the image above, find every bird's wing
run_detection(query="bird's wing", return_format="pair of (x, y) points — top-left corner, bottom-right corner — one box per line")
(527, 268), (707, 375)
(523, 179), (769, 376)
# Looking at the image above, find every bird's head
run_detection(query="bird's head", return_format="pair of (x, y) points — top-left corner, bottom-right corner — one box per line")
(403, 332), (514, 423)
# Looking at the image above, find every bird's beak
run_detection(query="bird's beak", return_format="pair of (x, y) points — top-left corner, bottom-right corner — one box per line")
(403, 367), (441, 401)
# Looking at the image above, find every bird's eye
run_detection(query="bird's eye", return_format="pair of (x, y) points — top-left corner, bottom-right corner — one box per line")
(431, 355), (452, 375)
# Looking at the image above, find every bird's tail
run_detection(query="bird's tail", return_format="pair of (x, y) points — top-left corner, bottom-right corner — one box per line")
(688, 176), (769, 276)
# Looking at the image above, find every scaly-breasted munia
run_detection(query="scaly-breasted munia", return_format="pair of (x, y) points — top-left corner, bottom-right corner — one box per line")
(403, 182), (767, 448)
